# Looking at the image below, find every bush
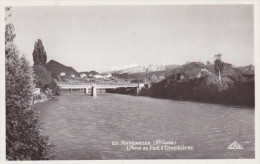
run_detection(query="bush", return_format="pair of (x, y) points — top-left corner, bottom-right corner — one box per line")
(33, 65), (59, 95)
(139, 88), (150, 96)
(6, 42), (54, 160)
(148, 74), (254, 107)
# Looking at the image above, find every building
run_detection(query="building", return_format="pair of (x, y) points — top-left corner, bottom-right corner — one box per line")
(103, 74), (112, 79)
(93, 75), (103, 79)
(71, 74), (75, 78)
(93, 74), (112, 79)
(80, 73), (86, 78)
(60, 72), (65, 76)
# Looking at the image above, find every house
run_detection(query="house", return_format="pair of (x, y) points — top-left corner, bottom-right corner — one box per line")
(103, 74), (112, 79)
(93, 74), (112, 79)
(71, 74), (75, 78)
(93, 75), (103, 79)
(60, 72), (65, 76)
(80, 73), (86, 78)
(138, 83), (145, 88)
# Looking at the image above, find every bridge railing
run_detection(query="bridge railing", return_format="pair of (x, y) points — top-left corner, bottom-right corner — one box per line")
(57, 82), (140, 87)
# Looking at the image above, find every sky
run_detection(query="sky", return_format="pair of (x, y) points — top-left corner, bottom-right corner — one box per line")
(8, 5), (254, 72)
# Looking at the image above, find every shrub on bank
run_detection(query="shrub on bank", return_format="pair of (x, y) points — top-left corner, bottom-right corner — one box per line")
(138, 88), (150, 96)
(33, 65), (59, 96)
(146, 74), (254, 107)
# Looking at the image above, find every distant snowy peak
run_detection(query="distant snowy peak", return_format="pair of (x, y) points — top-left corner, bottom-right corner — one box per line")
(110, 63), (139, 71)
(146, 64), (167, 72)
(115, 66), (146, 74)
(113, 64), (180, 74)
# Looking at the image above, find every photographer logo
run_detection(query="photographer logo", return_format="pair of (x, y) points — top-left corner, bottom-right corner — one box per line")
(227, 141), (243, 150)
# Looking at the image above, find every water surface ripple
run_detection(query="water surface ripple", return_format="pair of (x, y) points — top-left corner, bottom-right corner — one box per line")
(36, 94), (254, 159)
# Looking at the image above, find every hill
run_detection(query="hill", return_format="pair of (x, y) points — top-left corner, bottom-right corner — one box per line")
(170, 62), (243, 77)
(113, 64), (180, 74)
(111, 62), (248, 80)
(46, 60), (79, 76)
(45, 59), (253, 81)
(237, 65), (254, 74)
(80, 71), (99, 76)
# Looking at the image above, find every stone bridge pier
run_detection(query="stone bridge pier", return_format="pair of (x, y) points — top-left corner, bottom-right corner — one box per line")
(136, 87), (141, 95)
(135, 83), (144, 95)
(91, 84), (97, 97)
(85, 88), (89, 94)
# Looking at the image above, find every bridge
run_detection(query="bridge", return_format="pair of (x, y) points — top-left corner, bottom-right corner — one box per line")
(57, 82), (144, 97)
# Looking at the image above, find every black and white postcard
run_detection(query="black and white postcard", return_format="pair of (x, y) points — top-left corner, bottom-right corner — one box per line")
(0, 0), (259, 164)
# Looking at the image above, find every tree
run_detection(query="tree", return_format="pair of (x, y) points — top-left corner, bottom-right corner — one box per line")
(5, 8), (54, 160)
(214, 53), (224, 82)
(32, 39), (47, 66)
(206, 60), (212, 65)
(5, 24), (16, 44)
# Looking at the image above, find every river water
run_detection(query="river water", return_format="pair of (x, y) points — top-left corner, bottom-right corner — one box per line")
(36, 93), (254, 159)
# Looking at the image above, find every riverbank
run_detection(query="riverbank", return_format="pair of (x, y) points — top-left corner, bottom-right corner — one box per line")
(103, 82), (254, 108)
(138, 88), (254, 108)
(137, 75), (254, 107)
(33, 89), (55, 105)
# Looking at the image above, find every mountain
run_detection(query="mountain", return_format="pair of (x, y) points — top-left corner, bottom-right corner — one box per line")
(80, 71), (99, 75)
(171, 62), (210, 76)
(170, 62), (243, 77)
(237, 65), (254, 74)
(221, 63), (243, 76)
(146, 64), (175, 72)
(113, 64), (180, 74)
(46, 60), (79, 76)
(46, 59), (253, 79)
(110, 63), (139, 72)
(111, 62), (245, 80)
(115, 66), (146, 74)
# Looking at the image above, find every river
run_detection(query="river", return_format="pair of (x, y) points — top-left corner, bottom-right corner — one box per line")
(36, 93), (254, 159)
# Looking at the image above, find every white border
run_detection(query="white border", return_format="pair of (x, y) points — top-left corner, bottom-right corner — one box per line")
(0, 0), (259, 164)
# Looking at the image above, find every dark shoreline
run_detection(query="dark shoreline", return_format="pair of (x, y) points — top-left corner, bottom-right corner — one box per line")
(139, 94), (255, 109)
(105, 87), (255, 108)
